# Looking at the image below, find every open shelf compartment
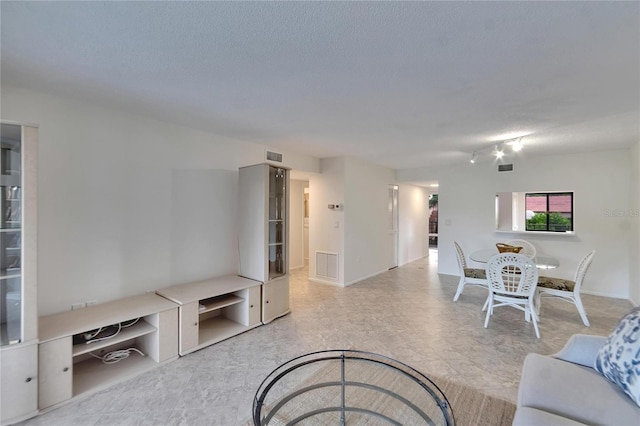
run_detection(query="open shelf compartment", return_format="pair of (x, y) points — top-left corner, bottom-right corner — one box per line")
(73, 349), (156, 396)
(72, 320), (156, 357)
(199, 294), (244, 314)
(198, 316), (250, 345)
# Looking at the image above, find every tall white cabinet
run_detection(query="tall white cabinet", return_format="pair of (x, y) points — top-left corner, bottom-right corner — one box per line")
(0, 123), (38, 425)
(238, 164), (290, 323)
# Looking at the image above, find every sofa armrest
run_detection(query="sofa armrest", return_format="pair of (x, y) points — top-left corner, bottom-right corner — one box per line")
(552, 334), (606, 367)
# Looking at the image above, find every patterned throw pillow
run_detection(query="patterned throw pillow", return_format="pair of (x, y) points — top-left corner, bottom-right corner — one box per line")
(594, 306), (640, 406)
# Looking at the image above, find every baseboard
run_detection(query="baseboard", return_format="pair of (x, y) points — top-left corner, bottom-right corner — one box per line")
(581, 289), (631, 300)
(398, 254), (428, 268)
(309, 277), (343, 287)
(344, 268), (389, 287)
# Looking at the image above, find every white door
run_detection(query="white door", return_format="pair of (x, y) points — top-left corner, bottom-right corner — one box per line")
(388, 185), (399, 269)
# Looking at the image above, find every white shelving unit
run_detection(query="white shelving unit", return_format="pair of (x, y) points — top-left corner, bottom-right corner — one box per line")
(156, 275), (261, 356)
(238, 163), (291, 324)
(0, 123), (38, 426)
(37, 293), (179, 411)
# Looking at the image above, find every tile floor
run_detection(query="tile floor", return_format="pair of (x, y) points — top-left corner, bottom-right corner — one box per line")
(20, 255), (633, 426)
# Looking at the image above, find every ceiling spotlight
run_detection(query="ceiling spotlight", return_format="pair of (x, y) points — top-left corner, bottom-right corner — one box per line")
(511, 138), (524, 152)
(470, 152), (478, 164)
(494, 146), (504, 159)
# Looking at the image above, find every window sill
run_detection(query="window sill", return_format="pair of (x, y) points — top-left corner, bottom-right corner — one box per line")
(495, 230), (576, 237)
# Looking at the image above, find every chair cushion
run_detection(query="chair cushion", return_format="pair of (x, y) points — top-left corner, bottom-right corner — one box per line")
(594, 306), (640, 407)
(518, 354), (640, 424)
(463, 268), (486, 279)
(538, 276), (575, 291)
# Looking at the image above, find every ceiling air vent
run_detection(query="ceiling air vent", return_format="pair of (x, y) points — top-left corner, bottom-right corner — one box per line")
(266, 150), (283, 163)
(498, 164), (513, 172)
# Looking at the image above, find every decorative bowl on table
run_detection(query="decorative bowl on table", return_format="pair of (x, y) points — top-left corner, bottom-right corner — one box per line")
(496, 243), (523, 253)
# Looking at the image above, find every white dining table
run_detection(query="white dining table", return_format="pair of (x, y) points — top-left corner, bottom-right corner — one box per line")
(470, 248), (560, 269)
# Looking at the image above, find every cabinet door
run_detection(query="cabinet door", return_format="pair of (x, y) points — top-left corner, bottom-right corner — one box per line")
(38, 337), (72, 409)
(248, 286), (261, 327)
(262, 278), (290, 324)
(0, 343), (38, 424)
(180, 302), (199, 355)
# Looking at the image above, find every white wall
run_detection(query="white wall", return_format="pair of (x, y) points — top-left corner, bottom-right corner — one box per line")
(170, 169), (238, 284)
(289, 179), (307, 270)
(309, 158), (345, 285)
(343, 157), (395, 284)
(397, 184), (430, 266)
(630, 141), (640, 305)
(308, 157), (400, 286)
(399, 148), (633, 299)
(1, 86), (319, 315)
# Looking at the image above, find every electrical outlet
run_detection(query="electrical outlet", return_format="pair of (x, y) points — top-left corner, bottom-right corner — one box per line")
(86, 300), (98, 306)
(71, 302), (85, 310)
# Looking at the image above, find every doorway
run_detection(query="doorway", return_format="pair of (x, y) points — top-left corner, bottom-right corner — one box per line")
(428, 193), (438, 259)
(303, 187), (309, 263)
(388, 185), (399, 269)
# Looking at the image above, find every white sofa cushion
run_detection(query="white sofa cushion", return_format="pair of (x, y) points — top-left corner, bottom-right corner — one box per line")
(594, 306), (640, 406)
(518, 353), (640, 425)
(513, 407), (587, 426)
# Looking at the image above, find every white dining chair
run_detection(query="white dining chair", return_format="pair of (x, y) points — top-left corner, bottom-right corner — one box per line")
(506, 239), (536, 258)
(535, 250), (596, 327)
(485, 253), (540, 338)
(453, 241), (488, 302)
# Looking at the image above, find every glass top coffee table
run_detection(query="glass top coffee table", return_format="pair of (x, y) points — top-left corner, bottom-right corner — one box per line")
(253, 350), (454, 425)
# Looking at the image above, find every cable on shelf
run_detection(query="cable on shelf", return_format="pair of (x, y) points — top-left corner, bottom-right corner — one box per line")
(121, 318), (140, 328)
(85, 322), (121, 344)
(84, 317), (141, 344)
(89, 347), (145, 364)
(84, 327), (104, 340)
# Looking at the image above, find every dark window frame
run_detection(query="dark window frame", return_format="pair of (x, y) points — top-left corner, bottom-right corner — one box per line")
(525, 192), (574, 232)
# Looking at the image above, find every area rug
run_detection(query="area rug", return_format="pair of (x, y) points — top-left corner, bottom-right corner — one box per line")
(428, 377), (516, 426)
(245, 358), (516, 426)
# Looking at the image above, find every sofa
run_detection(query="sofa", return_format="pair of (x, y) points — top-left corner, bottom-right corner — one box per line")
(513, 334), (640, 425)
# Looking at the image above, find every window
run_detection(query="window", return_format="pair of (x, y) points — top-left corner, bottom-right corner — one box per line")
(525, 192), (573, 232)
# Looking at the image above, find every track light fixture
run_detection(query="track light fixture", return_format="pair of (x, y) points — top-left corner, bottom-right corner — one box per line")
(469, 137), (525, 164)
(508, 137), (524, 152)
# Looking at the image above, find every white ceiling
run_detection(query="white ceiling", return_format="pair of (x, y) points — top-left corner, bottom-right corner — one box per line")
(1, 1), (638, 170)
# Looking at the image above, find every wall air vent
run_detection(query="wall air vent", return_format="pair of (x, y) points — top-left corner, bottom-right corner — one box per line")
(498, 164), (514, 172)
(266, 150), (283, 163)
(316, 251), (338, 279)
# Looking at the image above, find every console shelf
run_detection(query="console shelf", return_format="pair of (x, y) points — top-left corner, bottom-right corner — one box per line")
(73, 351), (156, 396)
(37, 293), (179, 411)
(72, 320), (156, 357)
(199, 294), (244, 314)
(199, 316), (250, 344)
(156, 275), (261, 356)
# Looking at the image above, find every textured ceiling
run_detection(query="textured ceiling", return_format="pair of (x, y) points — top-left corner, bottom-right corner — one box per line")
(1, 1), (639, 169)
